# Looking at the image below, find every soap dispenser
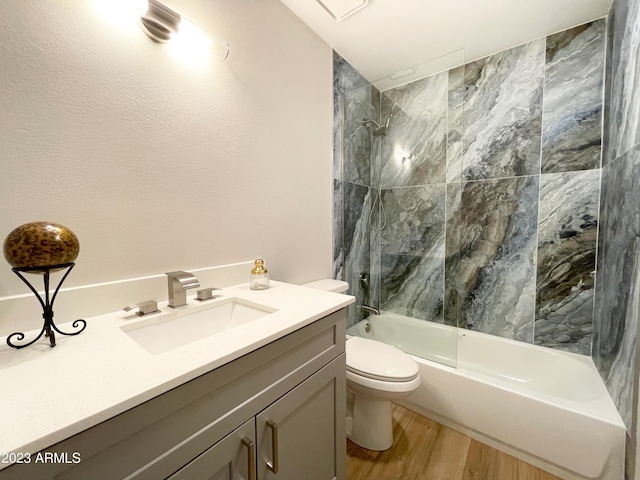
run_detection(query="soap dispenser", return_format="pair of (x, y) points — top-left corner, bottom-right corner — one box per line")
(250, 259), (270, 290)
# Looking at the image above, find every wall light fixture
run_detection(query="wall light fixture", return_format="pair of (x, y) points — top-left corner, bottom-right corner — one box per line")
(139, 0), (229, 59)
(139, 0), (180, 43)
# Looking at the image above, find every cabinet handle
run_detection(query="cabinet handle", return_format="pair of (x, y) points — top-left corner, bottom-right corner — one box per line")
(266, 419), (279, 474)
(241, 437), (256, 480)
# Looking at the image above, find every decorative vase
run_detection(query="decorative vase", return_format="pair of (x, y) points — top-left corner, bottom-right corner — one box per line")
(3, 221), (80, 273)
(2, 222), (86, 349)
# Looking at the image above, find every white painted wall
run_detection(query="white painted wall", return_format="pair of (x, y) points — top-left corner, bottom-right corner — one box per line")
(0, 0), (333, 328)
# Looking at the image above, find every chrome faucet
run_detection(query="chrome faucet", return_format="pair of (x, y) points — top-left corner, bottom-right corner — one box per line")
(165, 271), (200, 308)
(361, 305), (380, 316)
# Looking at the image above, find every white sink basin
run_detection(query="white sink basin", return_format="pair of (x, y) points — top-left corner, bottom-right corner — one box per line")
(121, 297), (277, 354)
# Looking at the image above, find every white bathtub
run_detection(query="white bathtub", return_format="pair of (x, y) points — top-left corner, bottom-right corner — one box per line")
(347, 313), (626, 480)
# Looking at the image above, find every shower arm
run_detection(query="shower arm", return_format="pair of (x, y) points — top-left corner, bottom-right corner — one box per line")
(361, 102), (399, 130)
(384, 103), (398, 128)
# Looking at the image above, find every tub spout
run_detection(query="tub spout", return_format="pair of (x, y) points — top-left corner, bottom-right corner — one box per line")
(361, 305), (380, 316)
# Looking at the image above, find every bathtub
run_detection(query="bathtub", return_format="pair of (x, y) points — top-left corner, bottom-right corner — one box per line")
(347, 313), (626, 480)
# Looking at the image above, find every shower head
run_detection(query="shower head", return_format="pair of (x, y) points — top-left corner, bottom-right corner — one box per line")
(361, 119), (386, 136)
(373, 125), (387, 136)
(361, 103), (398, 137)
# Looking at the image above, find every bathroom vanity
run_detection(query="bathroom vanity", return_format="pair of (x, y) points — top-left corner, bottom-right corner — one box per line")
(0, 282), (352, 480)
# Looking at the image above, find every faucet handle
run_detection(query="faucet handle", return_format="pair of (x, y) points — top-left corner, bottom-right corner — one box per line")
(124, 300), (159, 316)
(196, 287), (221, 301)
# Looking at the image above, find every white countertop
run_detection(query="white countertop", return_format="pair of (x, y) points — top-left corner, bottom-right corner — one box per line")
(0, 281), (353, 467)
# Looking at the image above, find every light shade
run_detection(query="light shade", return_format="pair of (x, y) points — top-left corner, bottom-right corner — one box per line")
(137, 0), (228, 59)
(139, 0), (181, 43)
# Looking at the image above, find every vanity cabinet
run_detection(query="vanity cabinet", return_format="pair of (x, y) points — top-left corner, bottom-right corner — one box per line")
(256, 359), (341, 480)
(1, 310), (346, 480)
(170, 358), (342, 480)
(168, 418), (255, 480)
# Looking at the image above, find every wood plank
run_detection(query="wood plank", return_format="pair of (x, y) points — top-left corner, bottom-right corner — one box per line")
(461, 440), (493, 480)
(422, 426), (470, 480)
(347, 404), (562, 480)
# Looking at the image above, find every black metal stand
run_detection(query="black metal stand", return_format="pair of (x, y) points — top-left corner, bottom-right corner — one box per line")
(7, 262), (87, 349)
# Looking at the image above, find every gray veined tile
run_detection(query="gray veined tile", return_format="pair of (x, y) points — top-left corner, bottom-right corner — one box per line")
(333, 51), (370, 96)
(535, 170), (600, 354)
(380, 252), (444, 322)
(444, 183), (462, 326)
(333, 22), (614, 360)
(379, 185), (446, 322)
(343, 183), (370, 276)
(541, 19), (605, 174)
(333, 180), (344, 279)
(602, 2), (618, 167)
(379, 184), (446, 256)
(334, 52), (372, 182)
(605, 0), (640, 162)
(447, 66), (465, 183)
(369, 222), (381, 309)
(342, 182), (371, 327)
(458, 176), (539, 342)
(463, 40), (545, 180)
(342, 84), (378, 186)
(594, 146), (640, 429)
(334, 95), (343, 181)
(378, 73), (448, 188)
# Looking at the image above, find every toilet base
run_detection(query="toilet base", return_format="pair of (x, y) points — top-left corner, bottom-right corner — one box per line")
(348, 394), (393, 451)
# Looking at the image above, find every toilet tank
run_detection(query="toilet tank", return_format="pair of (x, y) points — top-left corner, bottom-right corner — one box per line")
(302, 279), (349, 294)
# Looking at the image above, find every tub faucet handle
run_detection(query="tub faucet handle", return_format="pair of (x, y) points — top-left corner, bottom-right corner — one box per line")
(123, 300), (159, 316)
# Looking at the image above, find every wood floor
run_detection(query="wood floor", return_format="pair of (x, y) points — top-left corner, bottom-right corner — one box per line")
(347, 404), (562, 480)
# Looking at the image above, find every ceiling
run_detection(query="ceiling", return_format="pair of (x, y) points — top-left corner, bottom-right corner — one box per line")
(279, 0), (612, 88)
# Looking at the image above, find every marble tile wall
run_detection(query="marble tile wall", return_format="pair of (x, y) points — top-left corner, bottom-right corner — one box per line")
(446, 67), (465, 183)
(536, 20), (605, 347)
(456, 19), (604, 349)
(462, 40), (545, 181)
(333, 52), (371, 184)
(379, 185), (446, 321)
(458, 176), (540, 343)
(444, 183), (462, 326)
(369, 19), (604, 355)
(542, 21), (606, 173)
(596, 148), (640, 431)
(536, 170), (600, 352)
(454, 38), (546, 343)
(378, 72), (448, 188)
(335, 21), (606, 346)
(604, 0), (640, 164)
(595, 0), (640, 434)
(333, 52), (379, 326)
(335, 3), (640, 467)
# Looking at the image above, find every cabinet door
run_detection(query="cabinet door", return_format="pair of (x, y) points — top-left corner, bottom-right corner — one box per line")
(256, 355), (346, 480)
(168, 419), (256, 480)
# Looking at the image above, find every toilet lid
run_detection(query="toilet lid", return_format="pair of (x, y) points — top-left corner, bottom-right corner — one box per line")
(346, 337), (419, 382)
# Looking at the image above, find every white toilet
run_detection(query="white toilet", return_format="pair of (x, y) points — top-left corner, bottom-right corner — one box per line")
(302, 279), (421, 451)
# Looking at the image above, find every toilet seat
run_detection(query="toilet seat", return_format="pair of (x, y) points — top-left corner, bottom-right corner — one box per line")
(346, 337), (419, 382)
